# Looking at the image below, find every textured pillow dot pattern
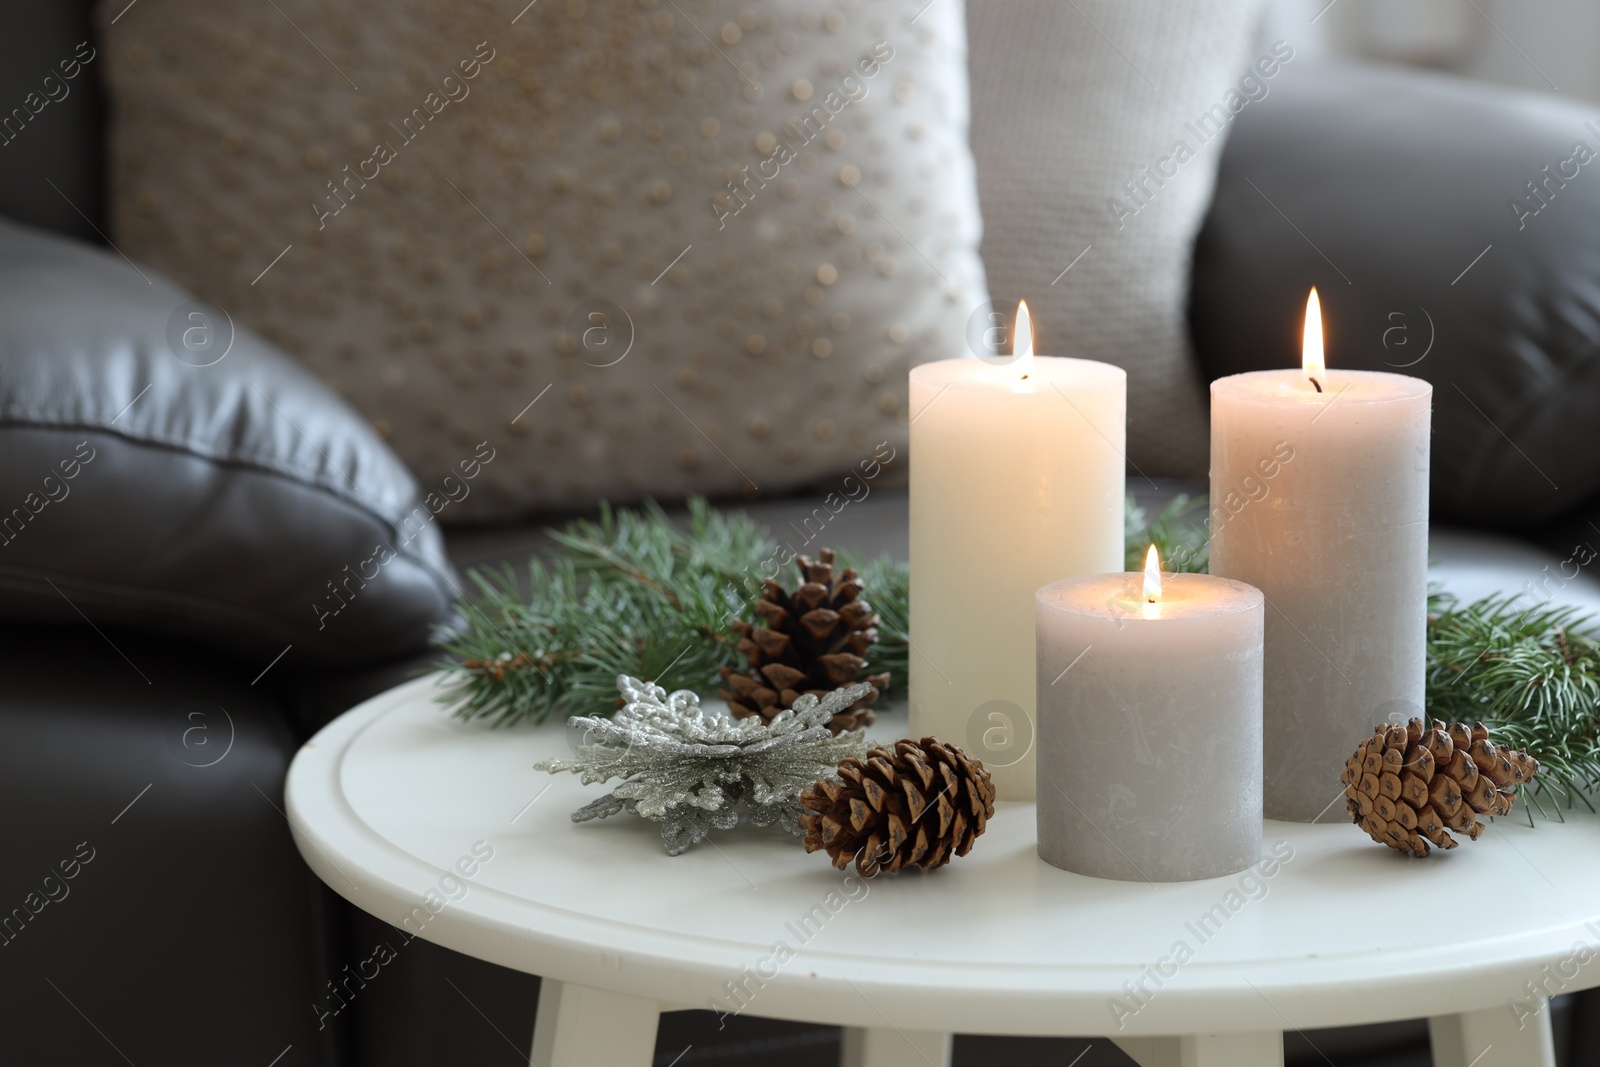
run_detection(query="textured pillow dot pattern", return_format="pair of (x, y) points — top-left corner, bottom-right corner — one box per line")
(103, 0), (987, 520)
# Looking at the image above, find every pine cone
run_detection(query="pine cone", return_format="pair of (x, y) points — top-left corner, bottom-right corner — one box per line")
(798, 737), (996, 876)
(718, 548), (889, 734)
(1342, 718), (1539, 857)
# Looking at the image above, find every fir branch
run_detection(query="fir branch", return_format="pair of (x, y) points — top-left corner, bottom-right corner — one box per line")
(434, 501), (768, 726)
(1125, 493), (1210, 573)
(436, 495), (1600, 827)
(1425, 591), (1600, 816)
(552, 497), (771, 594)
(439, 494), (1208, 725)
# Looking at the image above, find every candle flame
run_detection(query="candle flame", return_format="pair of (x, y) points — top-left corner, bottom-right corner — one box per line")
(1013, 299), (1034, 378)
(1302, 287), (1324, 392)
(1143, 543), (1162, 602)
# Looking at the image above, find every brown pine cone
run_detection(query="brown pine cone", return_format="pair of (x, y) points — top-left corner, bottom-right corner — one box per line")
(1342, 718), (1539, 857)
(798, 737), (996, 876)
(718, 548), (889, 734)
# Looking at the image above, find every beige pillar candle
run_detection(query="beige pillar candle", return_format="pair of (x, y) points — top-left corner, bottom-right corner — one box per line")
(909, 302), (1125, 800)
(1209, 289), (1432, 823)
(1035, 550), (1264, 882)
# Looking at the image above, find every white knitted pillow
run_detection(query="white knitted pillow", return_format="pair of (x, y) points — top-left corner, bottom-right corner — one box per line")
(967, 0), (1269, 477)
(102, 0), (987, 519)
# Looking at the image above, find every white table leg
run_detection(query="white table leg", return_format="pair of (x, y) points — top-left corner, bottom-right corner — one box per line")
(529, 979), (660, 1067)
(1114, 1032), (1282, 1067)
(839, 1026), (952, 1067)
(1429, 1004), (1555, 1067)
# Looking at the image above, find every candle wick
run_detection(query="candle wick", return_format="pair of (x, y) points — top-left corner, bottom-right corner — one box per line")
(1310, 376), (1323, 393)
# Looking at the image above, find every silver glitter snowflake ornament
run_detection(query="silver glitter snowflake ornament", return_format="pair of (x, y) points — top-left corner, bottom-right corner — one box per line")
(535, 674), (873, 855)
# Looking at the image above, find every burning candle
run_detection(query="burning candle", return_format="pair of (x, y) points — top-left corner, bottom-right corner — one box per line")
(1035, 547), (1265, 881)
(1210, 290), (1432, 822)
(909, 302), (1125, 800)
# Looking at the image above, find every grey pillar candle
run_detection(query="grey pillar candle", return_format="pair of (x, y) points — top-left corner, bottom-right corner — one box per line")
(1035, 562), (1264, 882)
(1208, 296), (1432, 822)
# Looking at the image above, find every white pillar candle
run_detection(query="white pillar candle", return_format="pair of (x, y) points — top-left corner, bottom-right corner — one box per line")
(909, 302), (1125, 800)
(1210, 289), (1432, 823)
(1035, 550), (1264, 882)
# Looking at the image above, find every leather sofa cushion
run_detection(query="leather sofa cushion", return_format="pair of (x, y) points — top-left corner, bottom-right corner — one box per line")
(1191, 63), (1600, 530)
(0, 623), (337, 1067)
(0, 219), (459, 665)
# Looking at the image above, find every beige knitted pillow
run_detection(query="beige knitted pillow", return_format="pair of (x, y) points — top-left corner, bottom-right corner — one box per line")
(102, 0), (987, 519)
(967, 0), (1269, 478)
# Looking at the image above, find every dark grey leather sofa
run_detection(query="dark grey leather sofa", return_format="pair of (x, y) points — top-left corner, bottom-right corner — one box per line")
(5, 6), (1600, 1067)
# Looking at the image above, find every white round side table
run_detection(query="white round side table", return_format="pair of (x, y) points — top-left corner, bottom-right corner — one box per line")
(286, 676), (1599, 1067)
